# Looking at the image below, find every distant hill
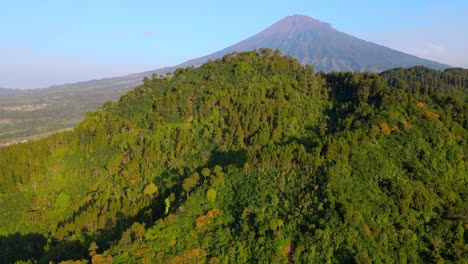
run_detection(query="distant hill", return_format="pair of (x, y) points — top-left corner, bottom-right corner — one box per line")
(178, 15), (449, 72)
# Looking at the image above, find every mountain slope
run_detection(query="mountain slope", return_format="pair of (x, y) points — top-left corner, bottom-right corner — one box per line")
(179, 15), (449, 72)
(0, 52), (466, 263)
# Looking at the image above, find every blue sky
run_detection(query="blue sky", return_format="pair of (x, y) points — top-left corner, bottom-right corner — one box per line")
(1, 0), (467, 88)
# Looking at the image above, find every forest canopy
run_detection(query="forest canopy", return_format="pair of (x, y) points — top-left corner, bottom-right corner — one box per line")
(0, 50), (467, 263)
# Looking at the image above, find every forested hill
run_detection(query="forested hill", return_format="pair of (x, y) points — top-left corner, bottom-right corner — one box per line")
(381, 66), (468, 96)
(0, 50), (466, 263)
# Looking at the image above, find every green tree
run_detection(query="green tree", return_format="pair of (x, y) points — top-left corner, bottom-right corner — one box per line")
(88, 241), (99, 257)
(201, 168), (211, 181)
(183, 172), (200, 197)
(54, 192), (70, 213)
(143, 182), (158, 197)
(206, 188), (217, 203)
(164, 198), (171, 214)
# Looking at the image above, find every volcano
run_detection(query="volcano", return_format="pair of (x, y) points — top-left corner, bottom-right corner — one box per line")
(175, 15), (448, 72)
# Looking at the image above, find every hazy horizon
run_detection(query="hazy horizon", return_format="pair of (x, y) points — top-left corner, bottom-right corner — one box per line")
(1, 0), (466, 89)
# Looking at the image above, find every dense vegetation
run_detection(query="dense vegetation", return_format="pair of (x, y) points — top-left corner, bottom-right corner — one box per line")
(0, 50), (466, 263)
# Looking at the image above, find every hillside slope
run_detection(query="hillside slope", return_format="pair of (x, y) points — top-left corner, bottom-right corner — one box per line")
(0, 51), (466, 263)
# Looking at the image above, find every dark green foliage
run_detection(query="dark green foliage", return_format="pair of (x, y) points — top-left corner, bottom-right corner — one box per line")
(0, 52), (466, 263)
(381, 66), (468, 96)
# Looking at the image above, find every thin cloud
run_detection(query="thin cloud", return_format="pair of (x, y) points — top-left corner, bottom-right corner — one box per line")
(401, 42), (448, 64)
(109, 31), (127, 37)
(361, 25), (467, 68)
(143, 30), (154, 36)
(418, 42), (446, 57)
